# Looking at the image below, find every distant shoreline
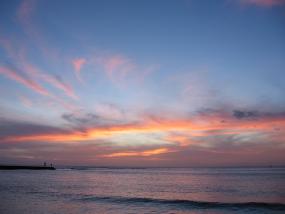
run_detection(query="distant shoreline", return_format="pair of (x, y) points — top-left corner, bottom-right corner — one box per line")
(0, 165), (56, 170)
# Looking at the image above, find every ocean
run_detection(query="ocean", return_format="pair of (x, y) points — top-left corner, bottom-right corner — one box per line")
(0, 167), (284, 213)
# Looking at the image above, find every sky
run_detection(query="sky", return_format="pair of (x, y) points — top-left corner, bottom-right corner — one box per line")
(0, 0), (285, 167)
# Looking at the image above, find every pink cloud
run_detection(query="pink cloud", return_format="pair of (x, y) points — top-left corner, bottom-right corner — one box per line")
(17, 0), (35, 22)
(0, 38), (19, 60)
(17, 0), (38, 40)
(16, 50), (78, 99)
(0, 37), (78, 101)
(72, 58), (87, 82)
(99, 55), (133, 82)
(17, 0), (60, 61)
(94, 54), (157, 87)
(241, 0), (285, 7)
(0, 66), (50, 96)
(104, 55), (128, 72)
(40, 74), (78, 100)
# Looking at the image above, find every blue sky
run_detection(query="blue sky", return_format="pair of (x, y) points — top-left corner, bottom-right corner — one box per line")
(0, 0), (284, 167)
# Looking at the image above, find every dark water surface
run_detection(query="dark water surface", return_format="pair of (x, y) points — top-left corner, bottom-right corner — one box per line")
(1, 167), (285, 213)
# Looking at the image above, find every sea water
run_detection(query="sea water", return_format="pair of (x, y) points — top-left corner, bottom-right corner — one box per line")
(0, 167), (285, 213)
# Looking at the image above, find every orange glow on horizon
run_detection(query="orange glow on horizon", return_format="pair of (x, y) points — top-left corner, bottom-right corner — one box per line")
(3, 116), (285, 145)
(103, 148), (170, 157)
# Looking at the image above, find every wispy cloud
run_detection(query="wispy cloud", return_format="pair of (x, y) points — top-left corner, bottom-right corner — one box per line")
(72, 58), (87, 83)
(0, 37), (77, 99)
(92, 53), (158, 87)
(240, 0), (285, 7)
(40, 73), (78, 100)
(16, 0), (59, 60)
(0, 38), (19, 60)
(95, 54), (134, 85)
(19, 95), (33, 108)
(17, 52), (78, 99)
(17, 0), (35, 25)
(94, 103), (125, 121)
(0, 66), (50, 96)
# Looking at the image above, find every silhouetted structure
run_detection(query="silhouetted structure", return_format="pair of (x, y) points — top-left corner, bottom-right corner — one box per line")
(0, 165), (56, 170)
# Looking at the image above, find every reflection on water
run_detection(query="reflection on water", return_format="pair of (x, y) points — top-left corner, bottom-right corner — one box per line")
(1, 168), (285, 214)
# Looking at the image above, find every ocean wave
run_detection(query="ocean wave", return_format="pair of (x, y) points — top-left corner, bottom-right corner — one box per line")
(79, 195), (285, 211)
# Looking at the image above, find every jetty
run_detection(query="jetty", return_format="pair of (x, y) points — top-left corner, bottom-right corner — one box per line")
(0, 165), (56, 170)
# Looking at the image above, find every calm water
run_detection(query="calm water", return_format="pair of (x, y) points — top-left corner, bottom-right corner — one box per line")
(0, 168), (285, 214)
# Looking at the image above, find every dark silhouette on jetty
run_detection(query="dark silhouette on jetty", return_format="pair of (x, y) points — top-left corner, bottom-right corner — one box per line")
(0, 163), (56, 170)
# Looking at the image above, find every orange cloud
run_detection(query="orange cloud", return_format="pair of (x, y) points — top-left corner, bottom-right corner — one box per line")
(103, 148), (170, 157)
(164, 134), (192, 146)
(3, 113), (285, 145)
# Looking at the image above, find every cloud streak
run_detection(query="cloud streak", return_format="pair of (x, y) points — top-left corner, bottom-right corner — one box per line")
(0, 37), (77, 99)
(72, 58), (87, 83)
(0, 66), (50, 96)
(17, 53), (78, 99)
(240, 0), (285, 7)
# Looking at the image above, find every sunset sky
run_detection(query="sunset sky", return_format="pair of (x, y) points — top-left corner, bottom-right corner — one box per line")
(0, 0), (285, 167)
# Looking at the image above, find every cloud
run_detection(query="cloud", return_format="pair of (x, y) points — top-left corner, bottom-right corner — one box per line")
(39, 73), (78, 99)
(16, 0), (59, 60)
(94, 103), (125, 121)
(232, 109), (285, 120)
(0, 107), (285, 166)
(164, 133), (193, 147)
(103, 148), (170, 157)
(0, 37), (77, 99)
(18, 57), (78, 99)
(1, 105), (284, 166)
(19, 95), (33, 108)
(92, 53), (158, 87)
(72, 58), (87, 82)
(61, 110), (132, 132)
(0, 37), (19, 60)
(0, 66), (50, 96)
(17, 0), (35, 23)
(1, 139), (283, 167)
(0, 118), (69, 139)
(16, 0), (41, 47)
(233, 110), (259, 119)
(3, 107), (285, 144)
(240, 0), (285, 7)
(94, 54), (134, 85)
(62, 112), (100, 126)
